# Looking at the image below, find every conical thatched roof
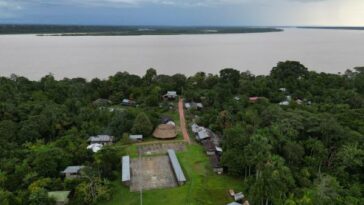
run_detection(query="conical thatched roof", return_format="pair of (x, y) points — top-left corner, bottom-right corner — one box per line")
(153, 124), (177, 139)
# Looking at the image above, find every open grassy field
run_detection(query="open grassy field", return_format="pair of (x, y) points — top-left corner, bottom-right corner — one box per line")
(98, 144), (244, 205)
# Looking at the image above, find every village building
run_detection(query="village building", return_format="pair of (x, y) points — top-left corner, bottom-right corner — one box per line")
(209, 154), (223, 174)
(167, 149), (186, 185)
(234, 192), (245, 202)
(92, 98), (112, 107)
(279, 88), (287, 92)
(48, 191), (71, 205)
(191, 123), (204, 134)
(163, 91), (178, 100)
(185, 102), (203, 110)
(122, 99), (136, 106)
(121, 156), (131, 186)
(61, 166), (84, 179)
(296, 99), (303, 105)
(129, 135), (143, 142)
(88, 135), (114, 145)
(196, 129), (211, 141)
(201, 139), (216, 155)
(249, 96), (260, 103)
(153, 124), (177, 140)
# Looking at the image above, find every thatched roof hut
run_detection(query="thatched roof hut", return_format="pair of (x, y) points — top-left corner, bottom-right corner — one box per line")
(153, 124), (177, 139)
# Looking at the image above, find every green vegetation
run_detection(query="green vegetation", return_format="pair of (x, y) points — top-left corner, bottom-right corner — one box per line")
(0, 63), (363, 204)
(99, 144), (244, 205)
(0, 24), (282, 35)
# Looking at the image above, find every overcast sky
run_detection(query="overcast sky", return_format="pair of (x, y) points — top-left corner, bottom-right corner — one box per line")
(0, 0), (363, 26)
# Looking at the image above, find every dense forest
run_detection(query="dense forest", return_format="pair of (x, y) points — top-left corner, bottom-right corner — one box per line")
(0, 61), (363, 205)
(0, 24), (281, 35)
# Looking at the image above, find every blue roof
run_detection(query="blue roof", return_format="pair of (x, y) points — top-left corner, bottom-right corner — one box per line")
(122, 156), (130, 182)
(167, 149), (186, 182)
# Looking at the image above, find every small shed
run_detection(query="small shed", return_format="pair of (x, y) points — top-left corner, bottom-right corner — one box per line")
(48, 191), (71, 205)
(167, 149), (186, 185)
(61, 166), (84, 179)
(129, 135), (143, 142)
(88, 135), (114, 145)
(121, 156), (131, 186)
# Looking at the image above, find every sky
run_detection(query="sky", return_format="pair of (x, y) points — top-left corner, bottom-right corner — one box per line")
(0, 0), (363, 26)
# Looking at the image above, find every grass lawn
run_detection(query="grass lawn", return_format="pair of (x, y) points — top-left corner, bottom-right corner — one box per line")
(98, 144), (244, 205)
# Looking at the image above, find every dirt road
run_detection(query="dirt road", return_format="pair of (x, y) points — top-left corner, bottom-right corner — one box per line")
(178, 97), (191, 144)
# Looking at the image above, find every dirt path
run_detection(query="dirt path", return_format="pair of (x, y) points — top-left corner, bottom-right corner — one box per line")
(178, 97), (191, 144)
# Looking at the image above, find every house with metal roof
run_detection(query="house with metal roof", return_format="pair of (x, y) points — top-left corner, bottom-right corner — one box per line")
(234, 192), (245, 202)
(122, 99), (136, 106)
(61, 166), (84, 179)
(167, 149), (186, 185)
(209, 154), (223, 174)
(48, 191), (71, 205)
(196, 129), (211, 141)
(201, 139), (215, 155)
(129, 135), (143, 142)
(163, 91), (178, 99)
(88, 135), (114, 145)
(121, 156), (131, 186)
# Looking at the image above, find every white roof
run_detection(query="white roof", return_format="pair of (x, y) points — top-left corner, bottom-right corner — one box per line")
(234, 192), (244, 201)
(191, 123), (205, 134)
(197, 129), (210, 140)
(62, 166), (84, 174)
(87, 143), (103, 153)
(167, 121), (176, 127)
(215, 146), (223, 152)
(191, 124), (199, 133)
(88, 135), (113, 142)
(129, 135), (143, 140)
(166, 91), (177, 97)
(167, 149), (186, 182)
(122, 156), (130, 182)
(279, 101), (290, 106)
(196, 103), (203, 108)
(185, 103), (191, 109)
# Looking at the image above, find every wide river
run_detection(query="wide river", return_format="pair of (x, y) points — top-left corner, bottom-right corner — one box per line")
(0, 28), (363, 80)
